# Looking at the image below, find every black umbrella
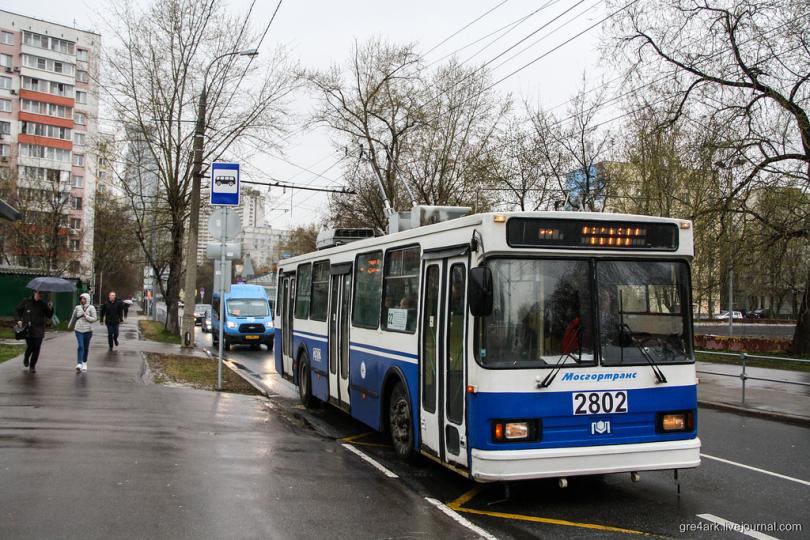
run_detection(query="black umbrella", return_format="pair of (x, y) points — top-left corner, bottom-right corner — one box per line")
(26, 277), (77, 293)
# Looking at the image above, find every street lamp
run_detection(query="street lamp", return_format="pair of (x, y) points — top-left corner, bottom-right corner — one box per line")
(180, 48), (259, 349)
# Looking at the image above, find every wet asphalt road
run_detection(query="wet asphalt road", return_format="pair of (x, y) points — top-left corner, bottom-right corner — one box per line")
(203, 331), (810, 539)
(0, 324), (472, 539)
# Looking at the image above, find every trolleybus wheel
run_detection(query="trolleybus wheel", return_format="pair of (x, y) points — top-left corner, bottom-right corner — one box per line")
(389, 382), (415, 462)
(298, 352), (315, 409)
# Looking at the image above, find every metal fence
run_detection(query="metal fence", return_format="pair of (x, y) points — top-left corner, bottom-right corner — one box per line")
(696, 350), (810, 404)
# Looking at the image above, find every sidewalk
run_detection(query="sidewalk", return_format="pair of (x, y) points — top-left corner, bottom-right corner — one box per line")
(697, 361), (810, 425)
(0, 315), (470, 539)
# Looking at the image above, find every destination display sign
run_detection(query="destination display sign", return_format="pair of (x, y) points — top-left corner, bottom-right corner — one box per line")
(506, 218), (679, 250)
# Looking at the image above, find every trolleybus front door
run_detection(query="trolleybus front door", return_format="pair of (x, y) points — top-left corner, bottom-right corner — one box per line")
(419, 256), (469, 469)
(281, 275), (295, 379)
(328, 272), (352, 411)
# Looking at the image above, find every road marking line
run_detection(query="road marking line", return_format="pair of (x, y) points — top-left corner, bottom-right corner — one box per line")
(339, 432), (374, 443)
(341, 443), (398, 478)
(424, 497), (497, 540)
(450, 506), (650, 536)
(697, 514), (779, 540)
(701, 453), (810, 487)
(446, 486), (649, 536)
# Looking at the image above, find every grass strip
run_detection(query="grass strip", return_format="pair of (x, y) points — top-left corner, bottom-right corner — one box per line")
(0, 344), (25, 364)
(138, 320), (181, 344)
(145, 352), (260, 395)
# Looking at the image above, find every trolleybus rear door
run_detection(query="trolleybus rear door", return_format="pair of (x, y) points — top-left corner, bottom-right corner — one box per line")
(419, 262), (442, 457)
(281, 275), (295, 379)
(328, 270), (352, 411)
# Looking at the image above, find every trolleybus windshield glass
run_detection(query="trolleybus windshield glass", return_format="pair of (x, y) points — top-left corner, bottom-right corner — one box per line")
(476, 259), (595, 368)
(597, 260), (692, 365)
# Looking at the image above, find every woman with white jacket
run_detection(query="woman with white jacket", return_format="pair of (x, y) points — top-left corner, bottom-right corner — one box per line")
(70, 293), (97, 372)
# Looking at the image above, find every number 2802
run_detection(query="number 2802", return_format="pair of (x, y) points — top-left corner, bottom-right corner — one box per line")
(572, 391), (628, 415)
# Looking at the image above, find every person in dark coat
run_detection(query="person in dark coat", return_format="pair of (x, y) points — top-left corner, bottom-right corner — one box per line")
(15, 290), (54, 373)
(99, 291), (125, 351)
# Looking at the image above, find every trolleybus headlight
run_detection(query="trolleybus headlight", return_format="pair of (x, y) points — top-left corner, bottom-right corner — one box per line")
(492, 419), (541, 442)
(657, 411), (694, 433)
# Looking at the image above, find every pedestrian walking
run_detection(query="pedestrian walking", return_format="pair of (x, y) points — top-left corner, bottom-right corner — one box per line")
(122, 295), (134, 319)
(99, 291), (125, 351)
(15, 290), (54, 374)
(69, 293), (97, 372)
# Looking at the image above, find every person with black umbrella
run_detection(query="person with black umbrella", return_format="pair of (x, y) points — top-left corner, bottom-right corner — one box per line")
(15, 290), (54, 373)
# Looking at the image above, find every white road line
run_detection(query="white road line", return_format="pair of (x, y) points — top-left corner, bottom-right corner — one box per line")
(697, 513), (779, 540)
(341, 443), (399, 478)
(701, 453), (810, 487)
(424, 497), (497, 540)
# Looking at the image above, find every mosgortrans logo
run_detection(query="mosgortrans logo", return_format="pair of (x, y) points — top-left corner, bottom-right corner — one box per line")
(561, 372), (638, 382)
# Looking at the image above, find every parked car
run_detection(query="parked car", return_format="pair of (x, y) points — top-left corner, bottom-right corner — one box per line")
(193, 304), (212, 325)
(212, 284), (274, 351)
(717, 310), (744, 320)
(748, 308), (771, 319)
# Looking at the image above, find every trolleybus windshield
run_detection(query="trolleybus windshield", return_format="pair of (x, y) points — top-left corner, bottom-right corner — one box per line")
(476, 259), (595, 368)
(597, 260), (692, 365)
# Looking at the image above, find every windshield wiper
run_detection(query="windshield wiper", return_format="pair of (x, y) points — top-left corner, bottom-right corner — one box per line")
(620, 323), (667, 384)
(537, 352), (579, 388)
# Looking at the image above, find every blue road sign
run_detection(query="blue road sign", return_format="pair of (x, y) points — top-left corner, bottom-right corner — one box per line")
(210, 162), (240, 206)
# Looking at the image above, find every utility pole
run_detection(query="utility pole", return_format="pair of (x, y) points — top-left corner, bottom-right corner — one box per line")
(180, 49), (258, 349)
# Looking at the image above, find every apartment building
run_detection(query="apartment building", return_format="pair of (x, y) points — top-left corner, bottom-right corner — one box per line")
(0, 10), (100, 280)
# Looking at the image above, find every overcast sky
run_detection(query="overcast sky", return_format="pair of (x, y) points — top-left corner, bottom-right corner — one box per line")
(4, 0), (611, 230)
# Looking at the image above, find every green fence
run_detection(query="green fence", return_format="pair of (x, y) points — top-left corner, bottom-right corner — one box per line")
(0, 270), (87, 323)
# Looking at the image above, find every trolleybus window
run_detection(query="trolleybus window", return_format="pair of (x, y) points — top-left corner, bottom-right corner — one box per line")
(382, 246), (420, 333)
(310, 261), (330, 321)
(475, 259), (595, 368)
(353, 251), (383, 329)
(447, 264), (466, 424)
(597, 260), (692, 365)
(295, 263), (312, 319)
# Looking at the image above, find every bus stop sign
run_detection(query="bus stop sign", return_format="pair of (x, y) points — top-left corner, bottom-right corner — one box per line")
(210, 162), (240, 206)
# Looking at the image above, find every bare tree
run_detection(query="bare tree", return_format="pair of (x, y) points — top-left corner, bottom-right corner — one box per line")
(310, 39), (507, 231)
(529, 79), (614, 211)
(610, 0), (810, 351)
(104, 0), (298, 333)
(0, 163), (76, 275)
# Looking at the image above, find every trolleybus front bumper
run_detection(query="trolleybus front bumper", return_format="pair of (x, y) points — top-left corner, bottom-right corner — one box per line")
(471, 438), (701, 482)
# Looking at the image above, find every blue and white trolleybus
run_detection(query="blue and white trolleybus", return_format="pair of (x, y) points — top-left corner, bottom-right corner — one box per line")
(274, 211), (700, 482)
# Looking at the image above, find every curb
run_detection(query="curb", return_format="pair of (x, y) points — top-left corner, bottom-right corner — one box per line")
(698, 399), (810, 427)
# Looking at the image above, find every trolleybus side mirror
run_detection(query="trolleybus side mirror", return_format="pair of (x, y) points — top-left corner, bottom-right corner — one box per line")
(468, 267), (493, 317)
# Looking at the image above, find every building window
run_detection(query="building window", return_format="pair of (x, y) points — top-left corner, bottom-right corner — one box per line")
(21, 121), (71, 141)
(73, 154), (84, 167)
(22, 31), (74, 54)
(77, 49), (88, 62)
(76, 70), (89, 83)
(0, 54), (11, 68)
(381, 246), (420, 333)
(71, 196), (82, 210)
(20, 144), (71, 162)
(0, 121), (10, 135)
(72, 175), (83, 187)
(0, 31), (13, 45)
(0, 144), (9, 157)
(70, 218), (81, 229)
(21, 100), (72, 119)
(0, 99), (10, 112)
(74, 112), (86, 125)
(70, 239), (81, 251)
(352, 251), (383, 329)
(22, 54), (75, 76)
(0, 76), (10, 90)
(75, 90), (87, 104)
(73, 132), (86, 146)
